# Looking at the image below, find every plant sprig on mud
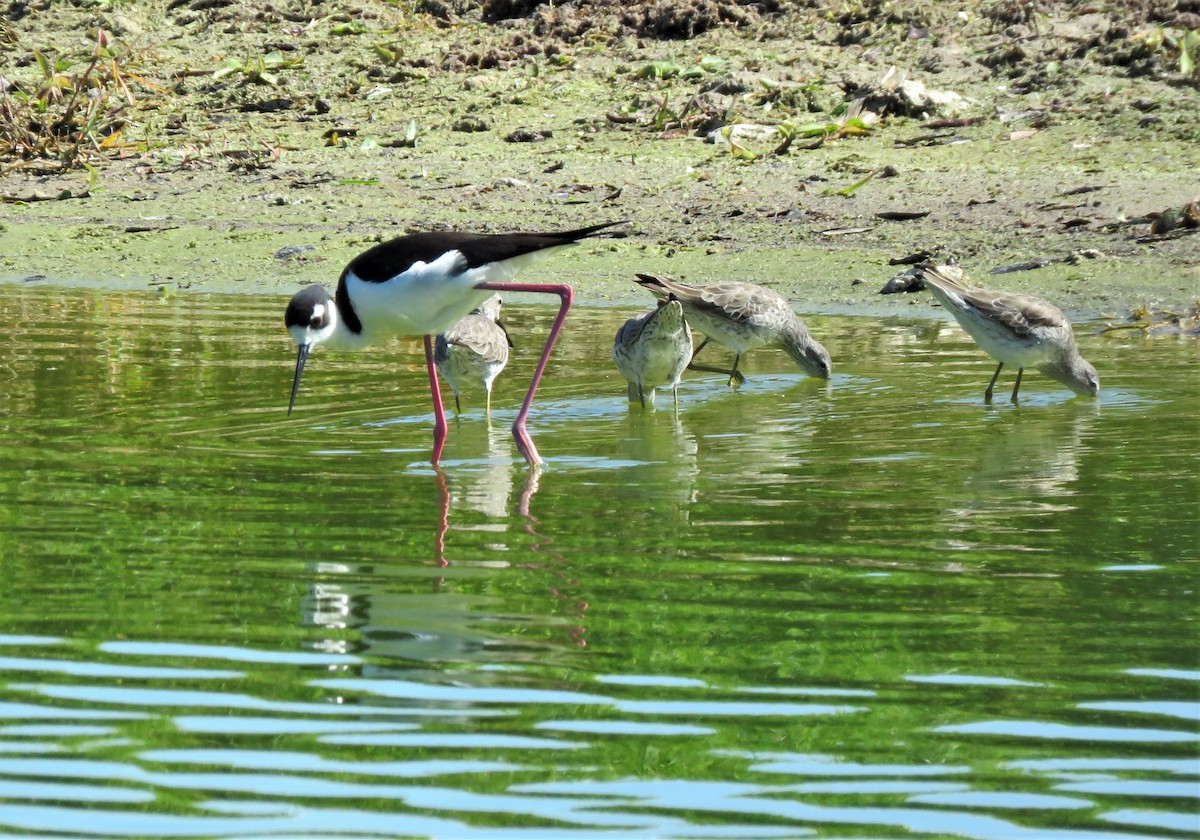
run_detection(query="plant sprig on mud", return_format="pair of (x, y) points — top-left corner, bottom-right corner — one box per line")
(212, 51), (304, 86)
(0, 29), (159, 174)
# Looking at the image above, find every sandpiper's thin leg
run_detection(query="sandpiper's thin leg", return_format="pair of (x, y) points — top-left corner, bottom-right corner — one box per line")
(688, 361), (746, 383)
(1010, 368), (1024, 403)
(638, 382), (646, 407)
(454, 394), (462, 415)
(477, 281), (573, 467)
(728, 353), (742, 387)
(688, 339), (745, 384)
(424, 335), (449, 464)
(485, 388), (492, 417)
(984, 362), (1004, 403)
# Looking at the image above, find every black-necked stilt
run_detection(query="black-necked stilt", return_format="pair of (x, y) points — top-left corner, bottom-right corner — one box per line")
(633, 273), (832, 385)
(612, 298), (693, 407)
(285, 221), (624, 465)
(434, 294), (511, 416)
(897, 263), (1099, 402)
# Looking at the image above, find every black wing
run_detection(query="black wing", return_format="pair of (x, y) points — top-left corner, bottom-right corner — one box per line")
(349, 221), (625, 283)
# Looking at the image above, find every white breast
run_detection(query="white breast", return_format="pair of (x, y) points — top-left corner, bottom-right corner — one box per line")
(344, 250), (499, 340)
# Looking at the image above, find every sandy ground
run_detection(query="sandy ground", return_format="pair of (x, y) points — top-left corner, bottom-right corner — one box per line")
(1, 0), (1198, 319)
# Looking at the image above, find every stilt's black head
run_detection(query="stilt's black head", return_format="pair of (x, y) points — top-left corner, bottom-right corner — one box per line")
(284, 285), (337, 414)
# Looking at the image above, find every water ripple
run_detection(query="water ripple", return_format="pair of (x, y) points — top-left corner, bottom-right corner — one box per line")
(934, 719), (1199, 743)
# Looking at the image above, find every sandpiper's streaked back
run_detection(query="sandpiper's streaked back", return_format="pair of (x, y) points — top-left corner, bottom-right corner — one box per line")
(912, 263), (1100, 402)
(612, 298), (693, 407)
(284, 221), (624, 465)
(435, 294), (511, 416)
(634, 273), (831, 385)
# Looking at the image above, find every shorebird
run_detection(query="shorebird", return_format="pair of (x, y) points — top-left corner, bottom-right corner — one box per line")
(434, 294), (511, 415)
(909, 263), (1100, 402)
(633, 273), (831, 385)
(612, 297), (693, 407)
(285, 221), (623, 465)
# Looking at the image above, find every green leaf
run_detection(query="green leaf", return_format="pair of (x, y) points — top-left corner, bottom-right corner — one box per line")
(791, 121), (836, 138)
(832, 170), (878, 197)
(1179, 30), (1198, 76)
(637, 61), (682, 80)
(1179, 50), (1193, 76)
(213, 57), (243, 80)
(34, 50), (52, 79)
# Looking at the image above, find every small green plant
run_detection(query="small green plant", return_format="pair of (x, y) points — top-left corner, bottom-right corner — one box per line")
(635, 55), (727, 81)
(330, 21), (367, 36)
(213, 51), (303, 86)
(1178, 29), (1200, 77)
(1138, 27), (1200, 82)
(372, 42), (405, 66)
(774, 114), (872, 153)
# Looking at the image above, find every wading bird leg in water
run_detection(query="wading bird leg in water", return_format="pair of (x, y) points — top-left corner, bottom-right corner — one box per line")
(476, 280), (574, 467)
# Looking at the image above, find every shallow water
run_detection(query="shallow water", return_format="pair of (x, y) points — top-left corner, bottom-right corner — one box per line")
(0, 284), (1196, 839)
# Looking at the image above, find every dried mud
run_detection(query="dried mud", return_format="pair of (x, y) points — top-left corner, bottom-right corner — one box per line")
(1, 0), (1198, 319)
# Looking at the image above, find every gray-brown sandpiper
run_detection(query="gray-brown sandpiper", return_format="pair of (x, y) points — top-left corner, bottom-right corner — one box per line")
(612, 298), (693, 407)
(634, 273), (831, 385)
(435, 294), (512, 415)
(911, 263), (1100, 402)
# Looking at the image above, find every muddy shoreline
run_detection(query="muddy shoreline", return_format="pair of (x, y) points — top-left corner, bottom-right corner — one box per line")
(2, 1), (1197, 319)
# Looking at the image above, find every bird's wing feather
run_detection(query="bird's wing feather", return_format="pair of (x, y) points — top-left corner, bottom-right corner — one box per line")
(919, 265), (1068, 337)
(353, 222), (624, 282)
(613, 309), (652, 347)
(442, 315), (509, 362)
(968, 291), (1069, 336)
(634, 274), (785, 325)
(699, 282), (787, 323)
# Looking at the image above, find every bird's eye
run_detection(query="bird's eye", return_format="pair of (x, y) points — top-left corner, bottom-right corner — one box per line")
(309, 315), (323, 328)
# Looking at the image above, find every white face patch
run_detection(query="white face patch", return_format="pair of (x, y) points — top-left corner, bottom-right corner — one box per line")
(312, 303), (325, 320)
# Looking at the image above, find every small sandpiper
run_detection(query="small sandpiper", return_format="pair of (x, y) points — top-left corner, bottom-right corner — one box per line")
(909, 263), (1100, 402)
(612, 297), (693, 407)
(435, 294), (512, 416)
(634, 273), (831, 385)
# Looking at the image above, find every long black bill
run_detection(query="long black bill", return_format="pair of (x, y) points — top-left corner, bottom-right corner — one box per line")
(288, 343), (310, 415)
(498, 319), (515, 349)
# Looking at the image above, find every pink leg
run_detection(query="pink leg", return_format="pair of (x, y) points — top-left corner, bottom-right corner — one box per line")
(423, 335), (448, 464)
(476, 281), (573, 466)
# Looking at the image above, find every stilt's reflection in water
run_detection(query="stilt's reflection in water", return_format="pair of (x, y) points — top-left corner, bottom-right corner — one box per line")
(516, 468), (587, 647)
(303, 434), (585, 666)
